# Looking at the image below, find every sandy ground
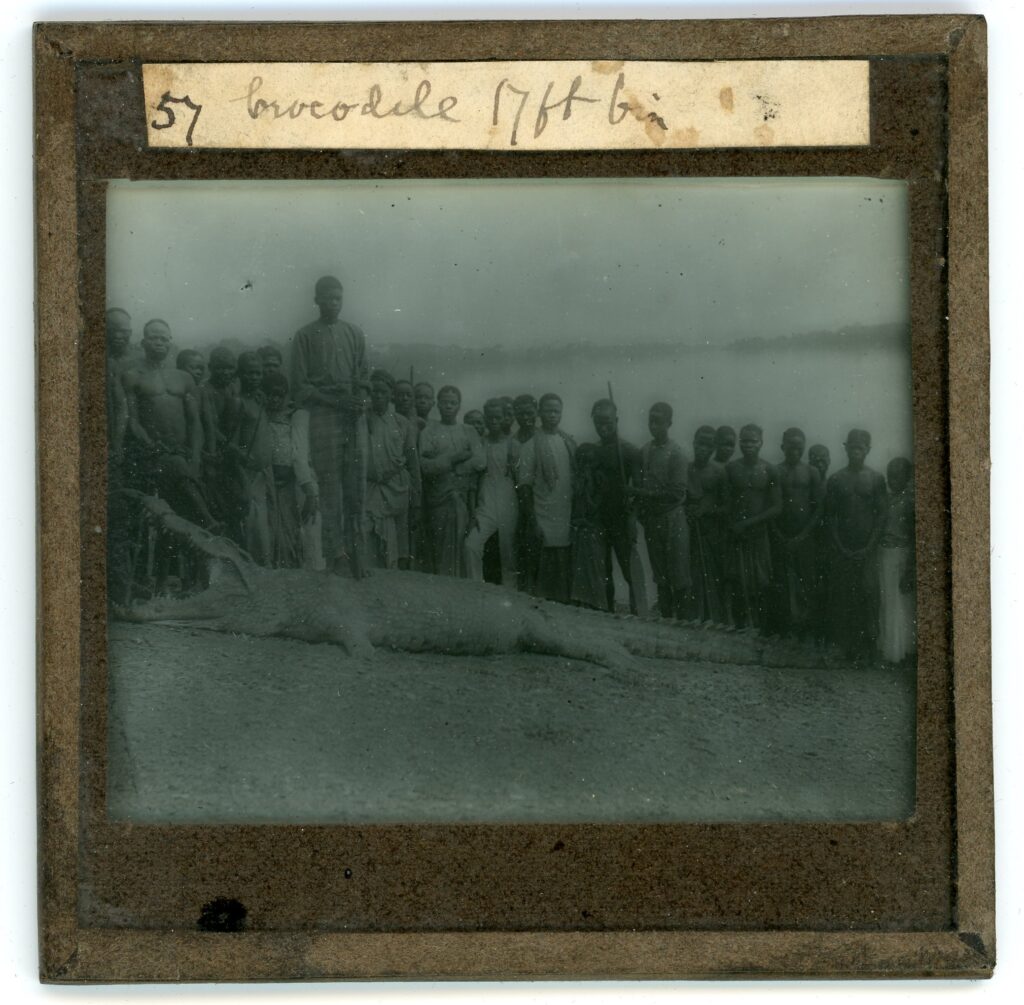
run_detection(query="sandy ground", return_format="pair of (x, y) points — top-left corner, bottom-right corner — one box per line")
(108, 618), (917, 823)
(107, 622), (916, 824)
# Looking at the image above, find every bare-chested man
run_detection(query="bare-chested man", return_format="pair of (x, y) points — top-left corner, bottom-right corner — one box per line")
(824, 429), (888, 659)
(723, 424), (781, 630)
(771, 427), (823, 637)
(121, 319), (217, 529)
(686, 425), (728, 623)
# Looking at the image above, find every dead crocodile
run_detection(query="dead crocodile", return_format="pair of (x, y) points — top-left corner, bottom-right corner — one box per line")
(118, 492), (840, 670)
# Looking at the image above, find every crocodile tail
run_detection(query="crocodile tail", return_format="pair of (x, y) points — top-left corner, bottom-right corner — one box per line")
(601, 614), (845, 669)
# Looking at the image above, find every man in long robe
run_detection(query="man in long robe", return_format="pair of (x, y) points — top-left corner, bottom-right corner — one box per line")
(289, 274), (369, 577)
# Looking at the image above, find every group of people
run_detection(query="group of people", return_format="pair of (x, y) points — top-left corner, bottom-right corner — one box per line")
(106, 274), (917, 666)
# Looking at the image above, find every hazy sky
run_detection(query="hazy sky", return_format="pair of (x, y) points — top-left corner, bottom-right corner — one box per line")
(106, 177), (909, 351)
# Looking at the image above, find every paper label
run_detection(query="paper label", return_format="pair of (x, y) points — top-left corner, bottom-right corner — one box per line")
(142, 60), (870, 150)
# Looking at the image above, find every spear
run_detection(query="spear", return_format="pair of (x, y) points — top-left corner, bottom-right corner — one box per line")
(607, 381), (648, 616)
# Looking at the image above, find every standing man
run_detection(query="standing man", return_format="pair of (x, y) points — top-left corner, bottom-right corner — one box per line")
(824, 429), (888, 659)
(464, 398), (520, 587)
(590, 398), (644, 614)
(633, 403), (691, 620)
(518, 393), (576, 602)
(771, 427), (824, 636)
(290, 274), (370, 577)
(121, 319), (217, 529)
(723, 424), (781, 630)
